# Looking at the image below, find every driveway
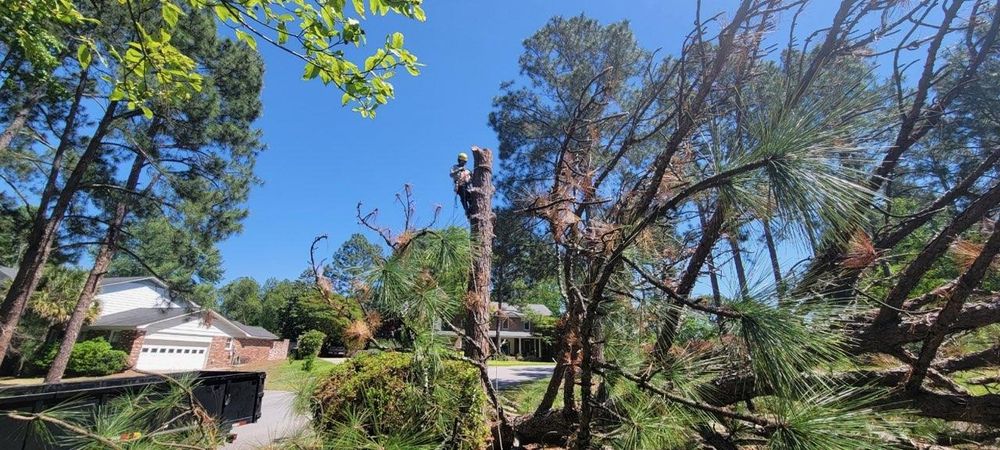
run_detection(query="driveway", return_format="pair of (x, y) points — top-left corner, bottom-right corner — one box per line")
(221, 364), (554, 449)
(222, 391), (308, 450)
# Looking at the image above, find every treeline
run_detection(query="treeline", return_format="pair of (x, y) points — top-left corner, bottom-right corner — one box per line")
(0, 6), (263, 382)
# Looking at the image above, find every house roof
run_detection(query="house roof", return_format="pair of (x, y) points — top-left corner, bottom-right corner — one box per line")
(439, 329), (538, 339)
(99, 276), (168, 288)
(91, 307), (192, 327)
(494, 303), (553, 317)
(0, 268), (165, 288)
(231, 321), (279, 340)
(522, 304), (553, 316)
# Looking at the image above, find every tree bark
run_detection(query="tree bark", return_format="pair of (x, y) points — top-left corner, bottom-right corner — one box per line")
(561, 289), (581, 420)
(0, 92), (117, 364)
(762, 217), (783, 298)
(462, 146), (494, 365)
(873, 181), (1000, 326)
(44, 151), (147, 383)
(727, 232), (748, 297)
(701, 207), (723, 310)
(0, 87), (43, 154)
(905, 226), (1000, 391)
(653, 205), (724, 360)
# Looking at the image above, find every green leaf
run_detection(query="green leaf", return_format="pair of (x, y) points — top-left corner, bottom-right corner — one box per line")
(413, 5), (426, 21)
(390, 32), (404, 49)
(162, 1), (182, 28)
(303, 63), (320, 80)
(235, 29), (257, 50)
(76, 44), (92, 69)
(277, 22), (289, 44)
(342, 92), (352, 106)
(140, 105), (154, 119)
(214, 5), (234, 22)
(352, 0), (365, 16)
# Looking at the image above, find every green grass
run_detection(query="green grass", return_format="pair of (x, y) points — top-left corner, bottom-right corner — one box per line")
(264, 358), (337, 391)
(499, 378), (562, 415)
(487, 360), (556, 367)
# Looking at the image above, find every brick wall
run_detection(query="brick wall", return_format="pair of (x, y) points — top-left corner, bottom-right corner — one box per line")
(206, 336), (232, 369)
(268, 339), (289, 360)
(207, 336), (288, 368)
(118, 330), (146, 367)
(236, 338), (271, 364)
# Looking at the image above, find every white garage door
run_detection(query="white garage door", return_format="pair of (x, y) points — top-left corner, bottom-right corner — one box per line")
(136, 340), (210, 372)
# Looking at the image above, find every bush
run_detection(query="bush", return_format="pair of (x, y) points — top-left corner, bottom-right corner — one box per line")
(297, 329), (326, 371)
(38, 338), (129, 377)
(311, 352), (489, 450)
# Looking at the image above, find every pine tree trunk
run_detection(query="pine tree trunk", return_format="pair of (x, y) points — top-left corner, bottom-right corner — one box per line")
(0, 87), (43, 154)
(462, 146), (494, 363)
(728, 230), (748, 297)
(699, 204), (723, 333)
(535, 336), (567, 414)
(45, 152), (146, 383)
(555, 283), (583, 420)
(0, 92), (116, 364)
(762, 217), (784, 298)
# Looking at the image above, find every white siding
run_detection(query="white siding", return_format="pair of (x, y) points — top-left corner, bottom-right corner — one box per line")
(96, 281), (188, 316)
(145, 315), (230, 340)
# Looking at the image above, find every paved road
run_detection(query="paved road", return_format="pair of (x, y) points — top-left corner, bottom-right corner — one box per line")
(487, 364), (555, 389)
(221, 364), (554, 449)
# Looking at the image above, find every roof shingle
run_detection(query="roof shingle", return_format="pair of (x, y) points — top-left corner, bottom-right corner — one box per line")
(91, 307), (192, 327)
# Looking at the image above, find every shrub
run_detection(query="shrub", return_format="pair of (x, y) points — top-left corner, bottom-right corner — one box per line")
(297, 329), (326, 371)
(311, 351), (489, 450)
(38, 338), (129, 377)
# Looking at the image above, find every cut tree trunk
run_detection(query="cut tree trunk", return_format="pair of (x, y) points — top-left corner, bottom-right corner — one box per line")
(45, 151), (147, 383)
(462, 146), (494, 364)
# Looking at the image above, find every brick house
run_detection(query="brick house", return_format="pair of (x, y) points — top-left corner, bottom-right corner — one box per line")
(77, 277), (288, 372)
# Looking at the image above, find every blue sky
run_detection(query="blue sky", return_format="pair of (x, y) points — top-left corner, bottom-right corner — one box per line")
(218, 1), (847, 287)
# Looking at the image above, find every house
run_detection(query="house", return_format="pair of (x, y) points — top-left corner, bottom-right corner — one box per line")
(0, 267), (288, 372)
(438, 303), (553, 360)
(82, 276), (289, 372)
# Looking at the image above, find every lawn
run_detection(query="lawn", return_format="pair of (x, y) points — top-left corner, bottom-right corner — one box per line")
(500, 378), (561, 415)
(261, 358), (338, 391)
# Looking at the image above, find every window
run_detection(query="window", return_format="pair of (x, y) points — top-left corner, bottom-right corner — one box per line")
(158, 348), (166, 353)
(141, 348), (149, 353)
(167, 348), (174, 353)
(524, 321), (531, 331)
(500, 319), (510, 330)
(225, 338), (234, 351)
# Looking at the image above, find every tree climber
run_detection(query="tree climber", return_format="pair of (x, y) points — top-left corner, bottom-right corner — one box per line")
(450, 152), (472, 214)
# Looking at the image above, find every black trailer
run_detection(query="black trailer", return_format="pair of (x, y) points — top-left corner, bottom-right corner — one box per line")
(0, 370), (266, 450)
